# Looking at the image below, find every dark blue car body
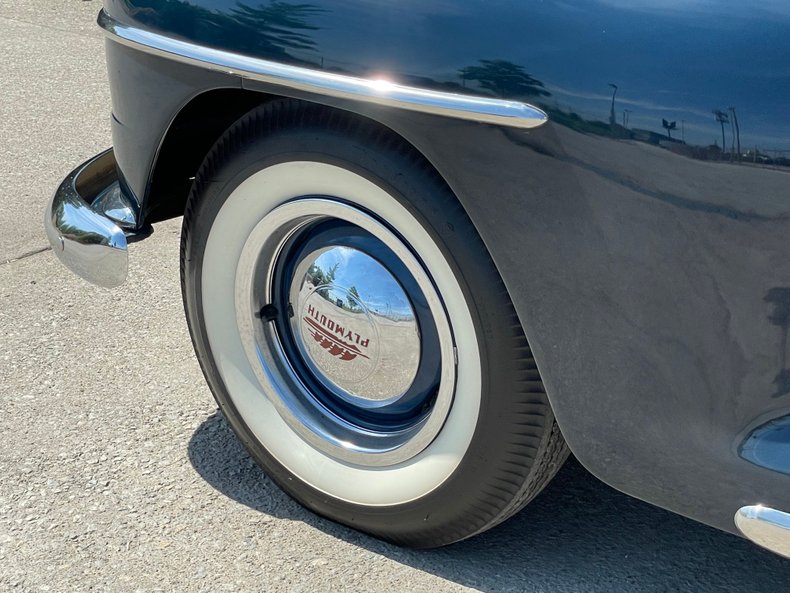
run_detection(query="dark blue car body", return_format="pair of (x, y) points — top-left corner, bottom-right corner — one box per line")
(53, 0), (790, 551)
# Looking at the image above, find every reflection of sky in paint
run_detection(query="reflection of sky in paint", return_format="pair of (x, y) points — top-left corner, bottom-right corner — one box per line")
(119, 0), (790, 147)
(595, 0), (790, 17)
(312, 247), (414, 317)
(313, 0), (790, 148)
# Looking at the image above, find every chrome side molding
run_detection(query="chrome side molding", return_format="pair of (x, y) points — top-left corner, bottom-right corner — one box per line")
(44, 149), (129, 288)
(735, 505), (790, 558)
(97, 10), (548, 130)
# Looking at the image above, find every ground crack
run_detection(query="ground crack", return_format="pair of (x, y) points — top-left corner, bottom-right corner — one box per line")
(1, 246), (50, 267)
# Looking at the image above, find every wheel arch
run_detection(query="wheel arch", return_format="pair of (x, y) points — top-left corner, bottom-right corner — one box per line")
(144, 88), (457, 228)
(144, 88), (269, 224)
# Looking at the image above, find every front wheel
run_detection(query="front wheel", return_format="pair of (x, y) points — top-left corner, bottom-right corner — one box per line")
(181, 100), (568, 547)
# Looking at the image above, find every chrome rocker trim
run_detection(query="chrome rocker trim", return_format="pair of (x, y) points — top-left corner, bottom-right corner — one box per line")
(44, 149), (129, 289)
(98, 10), (548, 130)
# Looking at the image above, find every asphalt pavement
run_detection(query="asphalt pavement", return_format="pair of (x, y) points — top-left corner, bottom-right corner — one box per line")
(1, 2), (789, 592)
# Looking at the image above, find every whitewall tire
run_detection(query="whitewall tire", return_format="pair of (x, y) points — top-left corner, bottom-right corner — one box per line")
(181, 100), (568, 547)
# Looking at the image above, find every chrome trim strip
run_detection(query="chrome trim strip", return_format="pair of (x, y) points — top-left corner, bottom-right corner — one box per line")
(44, 149), (128, 288)
(98, 10), (548, 130)
(735, 505), (790, 558)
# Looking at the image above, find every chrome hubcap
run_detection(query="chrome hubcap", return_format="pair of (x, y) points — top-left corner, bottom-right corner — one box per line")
(289, 246), (421, 407)
(234, 198), (456, 466)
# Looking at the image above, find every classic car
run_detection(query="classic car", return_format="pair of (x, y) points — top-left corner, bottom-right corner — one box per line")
(46, 0), (790, 554)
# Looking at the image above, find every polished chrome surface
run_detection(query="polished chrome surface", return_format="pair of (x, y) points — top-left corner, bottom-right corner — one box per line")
(44, 149), (129, 288)
(289, 246), (420, 407)
(735, 505), (790, 558)
(97, 10), (547, 130)
(91, 181), (137, 229)
(234, 198), (455, 466)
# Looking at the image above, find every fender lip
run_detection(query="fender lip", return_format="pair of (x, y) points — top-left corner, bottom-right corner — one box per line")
(44, 148), (129, 288)
(97, 9), (548, 130)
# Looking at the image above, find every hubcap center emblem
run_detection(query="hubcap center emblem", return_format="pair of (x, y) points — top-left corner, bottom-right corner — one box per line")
(299, 283), (380, 385)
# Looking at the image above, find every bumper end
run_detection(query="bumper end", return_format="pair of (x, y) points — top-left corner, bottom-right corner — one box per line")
(45, 149), (130, 288)
(736, 505), (790, 558)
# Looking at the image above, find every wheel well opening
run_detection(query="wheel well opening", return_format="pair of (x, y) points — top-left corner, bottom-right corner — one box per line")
(145, 90), (453, 227)
(145, 88), (269, 224)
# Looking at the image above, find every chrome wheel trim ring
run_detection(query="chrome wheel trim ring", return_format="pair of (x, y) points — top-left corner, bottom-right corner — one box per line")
(234, 198), (456, 466)
(201, 161), (481, 505)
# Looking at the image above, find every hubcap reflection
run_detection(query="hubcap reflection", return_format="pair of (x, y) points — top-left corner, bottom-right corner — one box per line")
(290, 246), (420, 407)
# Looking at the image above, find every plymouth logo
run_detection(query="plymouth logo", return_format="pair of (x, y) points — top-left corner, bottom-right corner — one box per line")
(303, 304), (370, 362)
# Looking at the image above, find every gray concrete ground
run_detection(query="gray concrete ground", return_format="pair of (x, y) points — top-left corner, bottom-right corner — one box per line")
(1, 2), (789, 592)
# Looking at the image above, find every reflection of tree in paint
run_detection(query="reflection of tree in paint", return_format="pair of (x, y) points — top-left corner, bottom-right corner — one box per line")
(459, 59), (550, 99)
(123, 0), (324, 63)
(229, 2), (323, 56)
(662, 118), (677, 140)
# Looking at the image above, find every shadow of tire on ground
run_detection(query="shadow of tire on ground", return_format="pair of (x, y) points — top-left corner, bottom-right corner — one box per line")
(188, 411), (790, 593)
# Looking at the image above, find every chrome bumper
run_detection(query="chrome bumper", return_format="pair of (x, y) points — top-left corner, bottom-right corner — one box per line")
(44, 149), (135, 288)
(736, 505), (790, 559)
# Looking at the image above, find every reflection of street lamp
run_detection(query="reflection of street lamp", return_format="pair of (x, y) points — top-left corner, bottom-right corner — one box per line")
(713, 109), (729, 156)
(608, 83), (618, 126)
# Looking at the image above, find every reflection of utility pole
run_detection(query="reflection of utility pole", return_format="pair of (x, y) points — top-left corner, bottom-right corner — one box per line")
(729, 107), (741, 160)
(713, 109), (729, 157)
(622, 109), (631, 129)
(608, 83), (618, 126)
(681, 120), (685, 143)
